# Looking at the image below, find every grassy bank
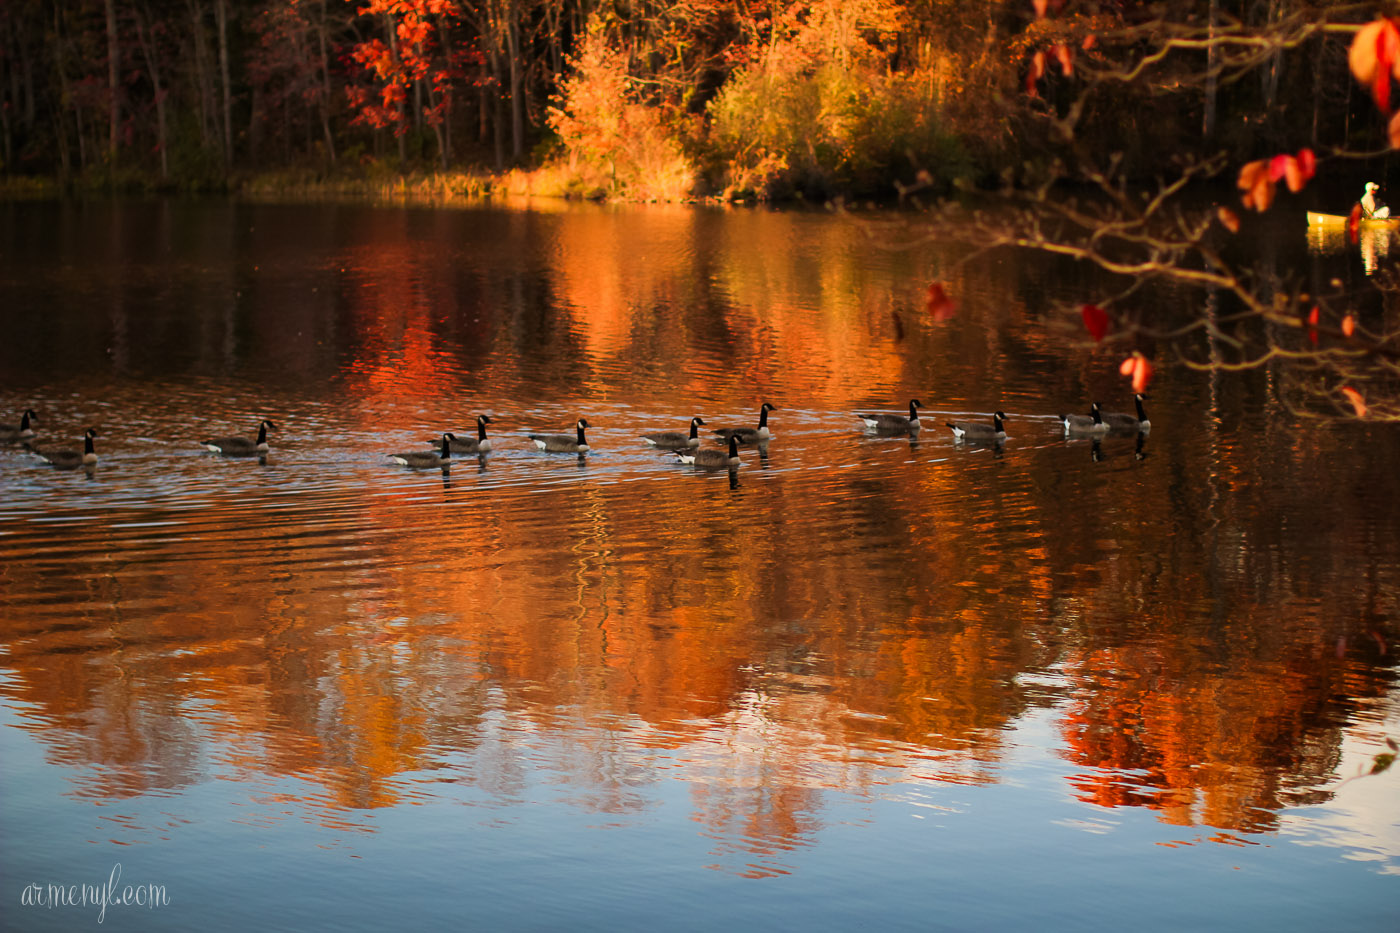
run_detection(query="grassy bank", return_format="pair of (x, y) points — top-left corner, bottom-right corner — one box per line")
(3, 160), (727, 206)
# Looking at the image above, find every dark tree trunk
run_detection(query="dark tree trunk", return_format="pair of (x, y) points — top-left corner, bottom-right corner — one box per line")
(215, 0), (232, 169)
(436, 14), (453, 166)
(133, 4), (169, 179)
(52, 0), (73, 176)
(188, 0), (215, 150)
(384, 13), (405, 164)
(104, 0), (119, 163)
(316, 0), (335, 165)
(505, 1), (523, 160)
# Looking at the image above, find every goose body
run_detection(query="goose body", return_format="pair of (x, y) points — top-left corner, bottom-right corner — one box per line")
(435, 415), (493, 453)
(713, 402), (776, 443)
(1059, 402), (1110, 436)
(859, 399), (924, 433)
(529, 418), (591, 453)
(37, 428), (98, 469)
(643, 416), (706, 449)
(390, 433), (455, 467)
(677, 434), (741, 468)
(0, 408), (38, 440)
(946, 411), (1008, 442)
(203, 419), (276, 456)
(1102, 394), (1151, 433)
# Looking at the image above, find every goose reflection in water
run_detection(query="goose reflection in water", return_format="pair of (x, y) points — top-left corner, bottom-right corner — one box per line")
(1085, 432), (1148, 462)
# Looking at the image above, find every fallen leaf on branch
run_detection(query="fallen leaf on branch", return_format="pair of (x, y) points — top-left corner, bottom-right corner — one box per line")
(1341, 386), (1368, 417)
(1119, 353), (1153, 393)
(1238, 160), (1274, 211)
(1296, 148), (1316, 178)
(1284, 158), (1308, 193)
(1350, 18), (1400, 112)
(1262, 150), (1314, 195)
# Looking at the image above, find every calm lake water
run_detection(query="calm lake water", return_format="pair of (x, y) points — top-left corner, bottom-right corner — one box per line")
(0, 198), (1396, 930)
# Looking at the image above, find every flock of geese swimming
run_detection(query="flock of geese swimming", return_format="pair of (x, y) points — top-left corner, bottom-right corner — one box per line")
(1, 395), (1152, 472)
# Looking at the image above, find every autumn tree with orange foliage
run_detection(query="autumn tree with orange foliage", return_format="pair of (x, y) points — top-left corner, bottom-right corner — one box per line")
(344, 0), (465, 168)
(545, 15), (698, 200)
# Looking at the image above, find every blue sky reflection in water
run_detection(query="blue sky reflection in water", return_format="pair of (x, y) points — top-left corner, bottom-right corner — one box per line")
(0, 199), (1396, 931)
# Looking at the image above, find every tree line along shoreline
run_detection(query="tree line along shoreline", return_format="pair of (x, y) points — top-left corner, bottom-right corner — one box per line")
(0, 3), (1386, 204)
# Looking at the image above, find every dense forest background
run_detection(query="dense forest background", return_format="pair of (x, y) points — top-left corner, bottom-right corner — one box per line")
(0, 1), (1386, 199)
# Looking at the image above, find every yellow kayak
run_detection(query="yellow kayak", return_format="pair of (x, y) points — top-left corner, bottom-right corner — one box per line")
(1307, 210), (1400, 226)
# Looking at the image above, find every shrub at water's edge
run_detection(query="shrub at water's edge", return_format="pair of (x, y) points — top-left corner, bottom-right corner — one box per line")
(707, 60), (971, 201)
(539, 20), (699, 202)
(523, 5), (973, 203)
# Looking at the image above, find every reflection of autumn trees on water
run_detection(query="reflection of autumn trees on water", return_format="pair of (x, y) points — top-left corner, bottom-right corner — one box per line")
(1, 205), (1397, 876)
(1060, 636), (1361, 832)
(4, 412), (1394, 867)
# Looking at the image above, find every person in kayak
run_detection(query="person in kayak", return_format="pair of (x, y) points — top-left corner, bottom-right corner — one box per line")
(1361, 181), (1390, 219)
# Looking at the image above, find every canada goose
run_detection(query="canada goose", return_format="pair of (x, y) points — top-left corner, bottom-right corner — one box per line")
(642, 416), (706, 449)
(1059, 402), (1110, 436)
(390, 433), (456, 468)
(0, 408), (38, 440)
(677, 433), (741, 468)
(1102, 394), (1151, 433)
(859, 399), (924, 432)
(713, 402), (776, 443)
(435, 415), (493, 453)
(37, 428), (98, 469)
(946, 411), (1008, 442)
(203, 419), (276, 456)
(529, 418), (590, 453)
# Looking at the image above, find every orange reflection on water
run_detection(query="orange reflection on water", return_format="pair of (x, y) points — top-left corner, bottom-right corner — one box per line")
(2, 202), (1399, 883)
(1059, 608), (1390, 832)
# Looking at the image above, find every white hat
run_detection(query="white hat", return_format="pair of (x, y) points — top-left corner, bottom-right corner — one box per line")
(1367, 182), (1380, 192)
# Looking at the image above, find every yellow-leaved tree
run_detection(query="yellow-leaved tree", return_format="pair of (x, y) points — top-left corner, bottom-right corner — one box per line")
(547, 16), (697, 200)
(707, 0), (969, 199)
